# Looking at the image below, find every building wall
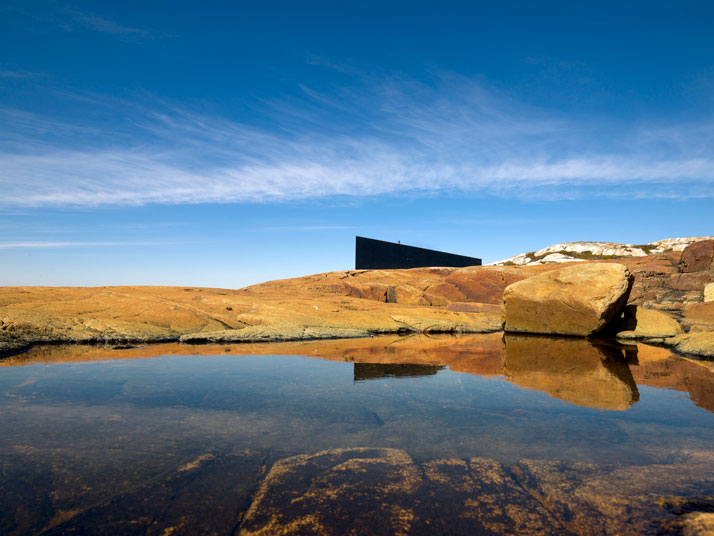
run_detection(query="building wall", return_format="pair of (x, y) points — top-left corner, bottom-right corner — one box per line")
(355, 236), (481, 269)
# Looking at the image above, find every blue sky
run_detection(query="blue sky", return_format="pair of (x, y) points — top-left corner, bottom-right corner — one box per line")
(1, 1), (713, 287)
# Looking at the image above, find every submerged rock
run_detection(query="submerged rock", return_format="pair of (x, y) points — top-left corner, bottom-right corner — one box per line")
(502, 335), (639, 410)
(239, 447), (568, 536)
(501, 263), (633, 336)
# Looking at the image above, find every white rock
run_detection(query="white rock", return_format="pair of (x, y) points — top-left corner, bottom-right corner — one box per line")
(489, 236), (714, 266)
(705, 283), (714, 303)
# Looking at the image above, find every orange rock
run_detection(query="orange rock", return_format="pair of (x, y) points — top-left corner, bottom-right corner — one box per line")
(501, 263), (633, 336)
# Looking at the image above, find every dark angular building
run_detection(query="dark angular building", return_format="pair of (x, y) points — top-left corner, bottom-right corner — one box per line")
(355, 236), (481, 270)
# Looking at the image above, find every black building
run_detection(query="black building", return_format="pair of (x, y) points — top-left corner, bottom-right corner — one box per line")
(355, 236), (481, 270)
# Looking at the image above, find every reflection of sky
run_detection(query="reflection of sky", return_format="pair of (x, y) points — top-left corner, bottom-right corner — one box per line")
(2, 354), (714, 465)
(1, 2), (713, 286)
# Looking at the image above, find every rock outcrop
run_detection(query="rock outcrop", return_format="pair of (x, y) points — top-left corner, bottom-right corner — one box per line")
(501, 263), (633, 336)
(492, 237), (713, 266)
(665, 332), (714, 359)
(3, 237), (714, 358)
(614, 305), (683, 340)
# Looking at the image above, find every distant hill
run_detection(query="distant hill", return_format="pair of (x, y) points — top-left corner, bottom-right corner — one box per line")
(490, 237), (714, 266)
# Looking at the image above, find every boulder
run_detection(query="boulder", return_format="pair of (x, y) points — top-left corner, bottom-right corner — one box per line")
(681, 240), (714, 273)
(614, 304), (683, 339)
(501, 263), (633, 336)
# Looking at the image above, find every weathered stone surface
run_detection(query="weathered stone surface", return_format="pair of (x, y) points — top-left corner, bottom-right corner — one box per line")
(502, 335), (639, 410)
(681, 240), (714, 273)
(502, 263), (633, 336)
(239, 447), (714, 536)
(682, 302), (714, 332)
(512, 449), (714, 536)
(0, 284), (501, 351)
(666, 332), (714, 359)
(677, 512), (714, 536)
(239, 447), (570, 535)
(180, 326), (372, 343)
(614, 304), (683, 339)
(0, 332), (31, 357)
(42, 452), (266, 536)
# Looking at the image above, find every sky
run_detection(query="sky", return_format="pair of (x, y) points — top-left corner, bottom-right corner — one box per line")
(1, 0), (713, 287)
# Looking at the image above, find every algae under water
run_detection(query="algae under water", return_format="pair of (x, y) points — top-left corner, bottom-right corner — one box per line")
(1, 334), (714, 534)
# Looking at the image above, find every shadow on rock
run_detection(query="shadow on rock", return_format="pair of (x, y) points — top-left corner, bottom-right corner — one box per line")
(502, 335), (639, 410)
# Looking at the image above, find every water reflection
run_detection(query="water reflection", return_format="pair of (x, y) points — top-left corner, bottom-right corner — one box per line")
(502, 335), (639, 410)
(353, 363), (444, 381)
(3, 337), (714, 534)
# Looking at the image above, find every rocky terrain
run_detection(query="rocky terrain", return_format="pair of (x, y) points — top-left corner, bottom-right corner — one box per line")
(0, 238), (713, 359)
(492, 236), (714, 266)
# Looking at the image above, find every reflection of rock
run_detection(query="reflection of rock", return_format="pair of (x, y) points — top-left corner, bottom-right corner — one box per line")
(239, 447), (566, 536)
(353, 363), (444, 381)
(0, 334), (508, 378)
(628, 345), (714, 413)
(502, 263), (633, 336)
(502, 335), (639, 410)
(614, 304), (683, 339)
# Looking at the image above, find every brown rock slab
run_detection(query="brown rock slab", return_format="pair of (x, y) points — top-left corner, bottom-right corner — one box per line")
(501, 263), (633, 336)
(502, 335), (639, 410)
(614, 304), (683, 339)
(22, 451), (268, 536)
(239, 447), (571, 535)
(512, 450), (714, 536)
(683, 302), (714, 332)
(670, 512), (714, 536)
(681, 240), (714, 273)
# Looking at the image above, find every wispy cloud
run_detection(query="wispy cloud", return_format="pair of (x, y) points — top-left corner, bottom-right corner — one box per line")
(71, 13), (150, 38)
(0, 241), (175, 249)
(257, 225), (357, 232)
(0, 74), (712, 207)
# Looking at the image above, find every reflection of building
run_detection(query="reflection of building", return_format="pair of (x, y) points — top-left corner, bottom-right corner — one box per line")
(355, 236), (481, 270)
(353, 363), (444, 382)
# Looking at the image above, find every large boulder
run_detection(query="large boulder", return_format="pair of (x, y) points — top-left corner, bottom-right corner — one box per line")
(501, 263), (633, 336)
(680, 239), (714, 273)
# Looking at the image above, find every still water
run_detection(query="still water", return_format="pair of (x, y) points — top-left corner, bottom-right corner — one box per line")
(2, 334), (714, 535)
